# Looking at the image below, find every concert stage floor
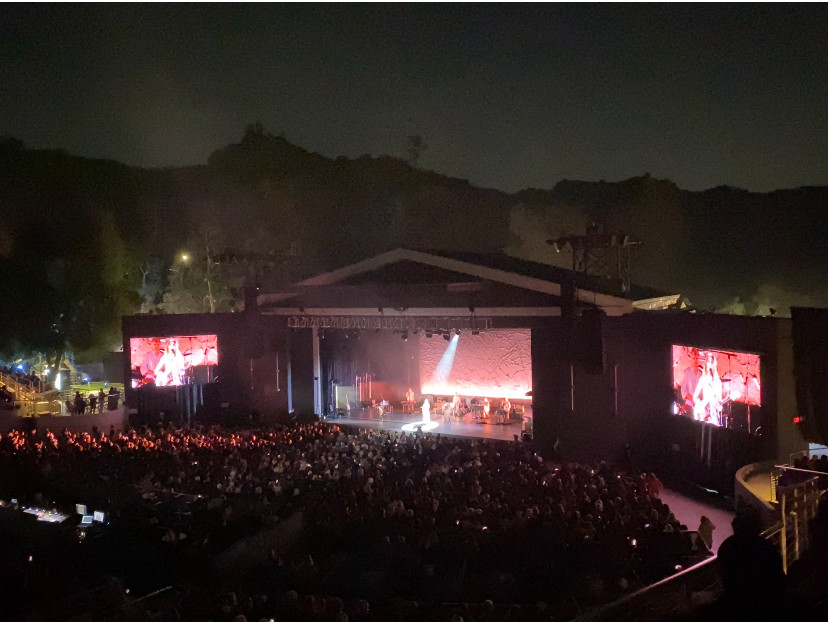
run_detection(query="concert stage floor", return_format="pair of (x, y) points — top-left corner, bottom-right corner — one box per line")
(327, 409), (531, 443)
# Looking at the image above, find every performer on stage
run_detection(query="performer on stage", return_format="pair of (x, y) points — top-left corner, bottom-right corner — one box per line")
(451, 392), (462, 417)
(482, 396), (490, 418)
(422, 398), (431, 422)
(405, 387), (415, 403)
(442, 401), (453, 425)
(501, 397), (512, 417)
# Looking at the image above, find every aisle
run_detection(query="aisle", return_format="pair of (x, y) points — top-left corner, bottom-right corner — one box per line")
(660, 488), (734, 552)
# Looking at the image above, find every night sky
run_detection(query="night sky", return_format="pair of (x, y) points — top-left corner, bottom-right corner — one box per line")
(2, 3), (826, 193)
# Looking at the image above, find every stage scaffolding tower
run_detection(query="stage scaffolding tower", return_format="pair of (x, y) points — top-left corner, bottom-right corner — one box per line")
(548, 222), (641, 294)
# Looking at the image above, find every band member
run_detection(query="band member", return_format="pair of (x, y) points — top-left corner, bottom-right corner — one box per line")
(378, 395), (389, 419)
(482, 396), (490, 418)
(422, 398), (431, 422)
(139, 338), (164, 385)
(501, 397), (512, 417)
(154, 339), (187, 387)
(451, 392), (462, 416)
(405, 387), (415, 403)
(677, 348), (702, 415)
(442, 401), (453, 425)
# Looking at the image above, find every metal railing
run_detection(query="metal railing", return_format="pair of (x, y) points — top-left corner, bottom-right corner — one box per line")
(772, 476), (823, 574)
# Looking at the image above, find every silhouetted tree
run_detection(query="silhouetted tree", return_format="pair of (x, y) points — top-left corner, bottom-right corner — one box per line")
(159, 223), (243, 314)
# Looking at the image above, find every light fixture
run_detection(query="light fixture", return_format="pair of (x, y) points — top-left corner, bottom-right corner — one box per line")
(426, 331), (433, 339)
(455, 329), (461, 336)
(401, 332), (408, 342)
(443, 332), (451, 341)
(472, 329), (480, 335)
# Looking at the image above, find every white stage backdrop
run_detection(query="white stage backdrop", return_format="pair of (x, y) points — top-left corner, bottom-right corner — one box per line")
(419, 329), (532, 400)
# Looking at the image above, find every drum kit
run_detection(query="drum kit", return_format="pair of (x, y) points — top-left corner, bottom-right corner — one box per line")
(375, 398), (390, 420)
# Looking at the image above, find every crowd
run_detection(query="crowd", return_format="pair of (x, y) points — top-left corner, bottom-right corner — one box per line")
(793, 453), (828, 476)
(66, 387), (121, 414)
(0, 365), (50, 404)
(1, 364), (42, 386)
(779, 453), (828, 489)
(0, 383), (15, 405)
(0, 421), (710, 620)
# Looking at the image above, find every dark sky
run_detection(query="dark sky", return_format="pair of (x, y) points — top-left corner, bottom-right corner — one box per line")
(2, 4), (826, 193)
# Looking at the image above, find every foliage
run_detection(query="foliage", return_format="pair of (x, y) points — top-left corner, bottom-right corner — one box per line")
(0, 205), (140, 363)
(138, 256), (167, 313)
(158, 223), (244, 314)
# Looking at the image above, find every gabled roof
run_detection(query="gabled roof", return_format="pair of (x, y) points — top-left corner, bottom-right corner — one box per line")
(287, 248), (672, 315)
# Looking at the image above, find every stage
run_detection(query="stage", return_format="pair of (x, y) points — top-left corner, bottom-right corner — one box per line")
(324, 406), (532, 442)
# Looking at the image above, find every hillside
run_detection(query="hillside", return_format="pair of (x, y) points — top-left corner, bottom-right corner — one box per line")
(2, 129), (827, 319)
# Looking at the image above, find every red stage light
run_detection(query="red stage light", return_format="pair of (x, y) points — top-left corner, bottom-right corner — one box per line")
(793, 416), (804, 424)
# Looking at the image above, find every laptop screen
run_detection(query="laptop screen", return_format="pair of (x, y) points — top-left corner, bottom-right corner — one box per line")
(81, 515), (93, 525)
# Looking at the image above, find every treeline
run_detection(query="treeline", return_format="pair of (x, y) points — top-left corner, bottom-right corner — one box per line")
(1, 129), (826, 360)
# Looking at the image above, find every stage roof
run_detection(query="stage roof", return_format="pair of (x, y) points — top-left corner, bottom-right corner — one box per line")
(255, 248), (680, 316)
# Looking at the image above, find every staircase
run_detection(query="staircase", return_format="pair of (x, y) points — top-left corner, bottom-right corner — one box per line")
(0, 370), (61, 415)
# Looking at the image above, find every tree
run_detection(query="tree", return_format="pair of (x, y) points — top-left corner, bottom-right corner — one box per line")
(158, 223), (243, 314)
(0, 205), (141, 363)
(138, 256), (167, 313)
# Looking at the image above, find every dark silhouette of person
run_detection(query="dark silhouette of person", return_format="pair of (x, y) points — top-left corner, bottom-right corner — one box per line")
(74, 391), (86, 415)
(714, 506), (785, 619)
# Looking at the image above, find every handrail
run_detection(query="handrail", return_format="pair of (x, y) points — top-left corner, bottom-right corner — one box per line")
(572, 555), (719, 622)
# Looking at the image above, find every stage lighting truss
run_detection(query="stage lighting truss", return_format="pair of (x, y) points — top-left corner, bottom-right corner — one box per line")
(287, 315), (492, 334)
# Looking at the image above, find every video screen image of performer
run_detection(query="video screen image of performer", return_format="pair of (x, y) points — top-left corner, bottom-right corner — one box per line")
(130, 335), (219, 388)
(672, 345), (761, 427)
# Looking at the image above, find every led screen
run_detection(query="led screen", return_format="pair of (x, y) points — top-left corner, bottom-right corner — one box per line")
(672, 345), (761, 429)
(130, 335), (218, 388)
(420, 329), (532, 400)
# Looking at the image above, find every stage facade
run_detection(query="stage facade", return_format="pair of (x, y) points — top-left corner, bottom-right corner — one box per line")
(122, 248), (807, 492)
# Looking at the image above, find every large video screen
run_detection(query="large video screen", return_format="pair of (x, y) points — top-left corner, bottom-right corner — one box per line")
(130, 335), (218, 388)
(672, 345), (761, 429)
(420, 329), (532, 400)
